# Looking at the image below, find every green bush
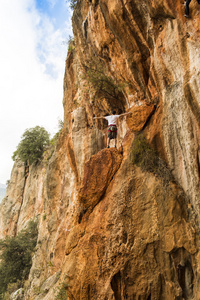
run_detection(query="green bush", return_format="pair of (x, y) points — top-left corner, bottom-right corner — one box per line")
(12, 126), (50, 165)
(58, 119), (64, 131)
(66, 0), (78, 10)
(55, 282), (68, 300)
(67, 35), (75, 53)
(50, 119), (64, 147)
(82, 57), (129, 102)
(0, 220), (38, 298)
(132, 133), (173, 183)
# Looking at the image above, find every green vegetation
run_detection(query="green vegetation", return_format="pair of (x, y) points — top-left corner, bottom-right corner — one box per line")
(12, 126), (50, 165)
(3, 280), (23, 299)
(132, 133), (173, 183)
(55, 282), (68, 300)
(43, 213), (47, 221)
(66, 0), (78, 10)
(67, 35), (75, 53)
(0, 220), (38, 299)
(50, 119), (64, 147)
(41, 119), (64, 164)
(82, 57), (130, 102)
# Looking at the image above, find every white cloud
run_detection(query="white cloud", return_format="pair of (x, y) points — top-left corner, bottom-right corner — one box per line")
(47, 0), (57, 8)
(0, 0), (73, 184)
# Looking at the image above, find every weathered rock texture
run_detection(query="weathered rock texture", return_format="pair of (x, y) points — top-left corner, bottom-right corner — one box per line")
(1, 0), (200, 299)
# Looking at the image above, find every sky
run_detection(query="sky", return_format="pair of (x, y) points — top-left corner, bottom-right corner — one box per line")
(0, 0), (73, 184)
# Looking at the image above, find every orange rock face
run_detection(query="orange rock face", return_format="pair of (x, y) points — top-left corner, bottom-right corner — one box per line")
(78, 148), (122, 212)
(126, 104), (155, 132)
(63, 159), (197, 300)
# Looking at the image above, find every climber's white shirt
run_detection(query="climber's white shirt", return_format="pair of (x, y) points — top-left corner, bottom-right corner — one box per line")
(104, 115), (120, 126)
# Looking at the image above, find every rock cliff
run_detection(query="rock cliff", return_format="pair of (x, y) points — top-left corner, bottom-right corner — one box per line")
(1, 0), (200, 299)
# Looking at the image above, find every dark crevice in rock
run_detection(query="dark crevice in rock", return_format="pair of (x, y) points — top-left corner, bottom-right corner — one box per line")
(177, 260), (194, 299)
(197, 149), (200, 180)
(66, 136), (80, 184)
(171, 248), (194, 300)
(122, 231), (128, 244)
(83, 16), (88, 40)
(184, 83), (200, 130)
(111, 271), (122, 300)
(140, 104), (156, 131)
(87, 284), (91, 300)
(147, 294), (151, 300)
(78, 207), (88, 224)
(78, 187), (107, 224)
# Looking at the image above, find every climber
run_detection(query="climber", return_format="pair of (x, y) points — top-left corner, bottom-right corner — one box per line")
(184, 0), (200, 17)
(93, 110), (131, 148)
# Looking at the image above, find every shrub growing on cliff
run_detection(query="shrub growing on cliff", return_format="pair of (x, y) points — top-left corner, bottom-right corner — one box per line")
(67, 35), (75, 53)
(0, 220), (38, 298)
(50, 119), (64, 147)
(82, 57), (129, 102)
(66, 0), (78, 10)
(12, 126), (50, 165)
(55, 282), (68, 300)
(132, 133), (173, 183)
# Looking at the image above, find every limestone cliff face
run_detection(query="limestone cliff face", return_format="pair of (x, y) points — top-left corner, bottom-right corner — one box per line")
(1, 0), (200, 299)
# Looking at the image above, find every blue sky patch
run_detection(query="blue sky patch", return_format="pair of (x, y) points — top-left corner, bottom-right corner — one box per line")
(35, 0), (70, 30)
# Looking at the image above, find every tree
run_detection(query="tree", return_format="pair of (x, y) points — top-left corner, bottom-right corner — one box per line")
(0, 220), (38, 298)
(12, 126), (50, 165)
